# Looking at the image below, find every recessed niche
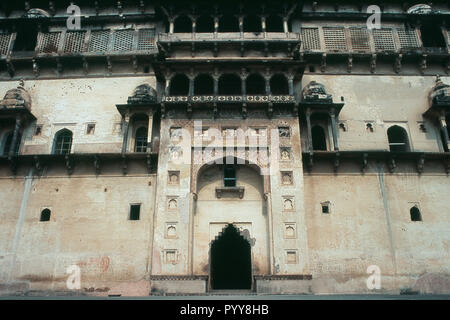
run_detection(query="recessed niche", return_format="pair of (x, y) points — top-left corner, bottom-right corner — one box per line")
(280, 147), (291, 161)
(168, 171), (180, 185)
(167, 197), (178, 210)
(283, 197), (295, 211)
(164, 250), (178, 264)
(165, 223), (178, 238)
(284, 223), (297, 239)
(286, 250), (298, 264)
(281, 171), (293, 185)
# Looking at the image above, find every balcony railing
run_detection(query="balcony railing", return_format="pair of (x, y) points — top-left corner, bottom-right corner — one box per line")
(162, 95), (296, 104)
(158, 32), (300, 42)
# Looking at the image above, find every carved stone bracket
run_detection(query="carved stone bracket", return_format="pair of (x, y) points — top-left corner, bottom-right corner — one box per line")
(361, 152), (368, 173)
(94, 155), (101, 175)
(416, 153), (425, 174)
(65, 155), (74, 175)
(388, 156), (396, 173)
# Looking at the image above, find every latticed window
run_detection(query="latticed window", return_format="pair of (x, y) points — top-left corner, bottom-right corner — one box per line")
(53, 129), (73, 155)
(301, 28), (321, 50)
(323, 27), (347, 51)
(88, 30), (110, 52)
(373, 29), (396, 51)
(134, 127), (148, 152)
(397, 28), (420, 49)
(138, 29), (156, 51)
(349, 28), (371, 51)
(64, 31), (86, 53)
(0, 34), (11, 55)
(37, 32), (61, 53)
(113, 30), (134, 52)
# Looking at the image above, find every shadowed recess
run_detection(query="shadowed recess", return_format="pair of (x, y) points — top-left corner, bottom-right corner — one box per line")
(210, 224), (251, 290)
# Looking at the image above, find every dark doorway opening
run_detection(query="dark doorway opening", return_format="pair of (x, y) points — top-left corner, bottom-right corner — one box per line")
(312, 125), (327, 151)
(420, 24), (446, 48)
(210, 224), (251, 290)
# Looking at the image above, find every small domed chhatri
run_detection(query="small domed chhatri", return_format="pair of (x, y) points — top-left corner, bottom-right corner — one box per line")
(0, 82), (32, 110)
(127, 84), (158, 104)
(429, 75), (450, 106)
(301, 81), (333, 103)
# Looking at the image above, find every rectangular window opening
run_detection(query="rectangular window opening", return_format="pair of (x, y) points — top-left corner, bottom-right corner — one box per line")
(129, 204), (141, 220)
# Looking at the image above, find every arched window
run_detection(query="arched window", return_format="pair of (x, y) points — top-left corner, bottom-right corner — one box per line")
(174, 15), (192, 33)
(196, 15), (214, 33)
(194, 74), (214, 95)
(219, 15), (239, 32)
(246, 74), (265, 95)
(270, 74), (289, 95)
(387, 125), (410, 152)
(169, 74), (190, 96)
(312, 125), (327, 151)
(410, 206), (422, 221)
(266, 15), (284, 32)
(135, 127), (148, 152)
(244, 15), (262, 33)
(40, 208), (51, 222)
(53, 129), (73, 155)
(2, 131), (21, 156)
(219, 74), (241, 95)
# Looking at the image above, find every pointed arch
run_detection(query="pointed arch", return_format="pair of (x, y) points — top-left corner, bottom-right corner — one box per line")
(53, 129), (73, 155)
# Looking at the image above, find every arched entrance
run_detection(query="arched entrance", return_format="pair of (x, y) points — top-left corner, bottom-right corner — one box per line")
(192, 157), (270, 291)
(210, 224), (252, 290)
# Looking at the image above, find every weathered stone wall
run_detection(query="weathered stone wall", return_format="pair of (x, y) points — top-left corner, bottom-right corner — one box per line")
(0, 76), (156, 155)
(304, 171), (450, 294)
(0, 173), (156, 296)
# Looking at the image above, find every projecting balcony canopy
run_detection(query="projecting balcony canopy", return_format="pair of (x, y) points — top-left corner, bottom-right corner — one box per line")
(423, 76), (450, 119)
(0, 84), (36, 120)
(299, 81), (344, 116)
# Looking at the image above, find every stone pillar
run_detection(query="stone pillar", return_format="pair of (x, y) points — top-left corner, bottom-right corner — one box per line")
(261, 16), (266, 34)
(439, 114), (450, 151)
(265, 77), (271, 95)
(169, 18), (174, 34)
(239, 16), (244, 37)
(8, 115), (22, 159)
(192, 18), (196, 34)
(188, 192), (197, 275)
(165, 75), (172, 96)
(147, 111), (153, 153)
(121, 112), (130, 154)
(240, 73), (247, 97)
(288, 75), (294, 96)
(189, 77), (195, 97)
(265, 192), (274, 275)
(283, 17), (289, 35)
(305, 108), (313, 152)
(213, 75), (219, 96)
(329, 108), (339, 151)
